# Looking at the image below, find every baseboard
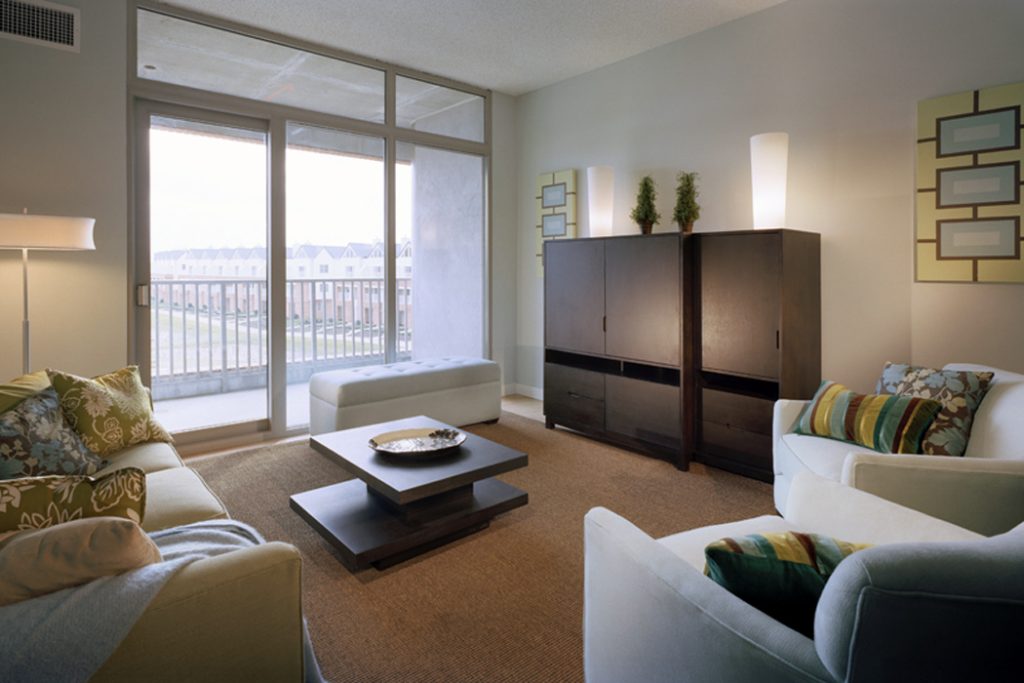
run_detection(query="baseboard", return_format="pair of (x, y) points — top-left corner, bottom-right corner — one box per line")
(510, 384), (543, 400)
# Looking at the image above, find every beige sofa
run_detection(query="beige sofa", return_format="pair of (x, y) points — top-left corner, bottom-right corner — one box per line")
(72, 441), (304, 681)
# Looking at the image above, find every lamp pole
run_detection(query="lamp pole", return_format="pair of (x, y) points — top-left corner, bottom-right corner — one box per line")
(22, 247), (30, 374)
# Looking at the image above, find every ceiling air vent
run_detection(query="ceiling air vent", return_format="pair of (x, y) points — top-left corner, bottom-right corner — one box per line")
(0, 0), (79, 52)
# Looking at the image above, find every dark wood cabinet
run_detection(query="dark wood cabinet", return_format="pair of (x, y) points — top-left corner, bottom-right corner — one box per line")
(695, 230), (821, 481)
(543, 234), (689, 466)
(542, 229), (819, 481)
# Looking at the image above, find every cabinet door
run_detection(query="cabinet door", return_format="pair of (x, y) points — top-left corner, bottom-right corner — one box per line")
(605, 235), (680, 366)
(544, 239), (605, 355)
(700, 233), (780, 380)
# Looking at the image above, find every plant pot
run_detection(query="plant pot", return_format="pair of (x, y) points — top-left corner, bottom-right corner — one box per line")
(640, 222), (653, 235)
(680, 221), (694, 234)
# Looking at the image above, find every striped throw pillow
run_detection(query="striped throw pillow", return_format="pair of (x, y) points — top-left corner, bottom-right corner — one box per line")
(795, 381), (942, 454)
(705, 531), (871, 637)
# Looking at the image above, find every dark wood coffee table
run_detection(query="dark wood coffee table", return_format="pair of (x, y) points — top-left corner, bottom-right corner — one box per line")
(290, 416), (528, 570)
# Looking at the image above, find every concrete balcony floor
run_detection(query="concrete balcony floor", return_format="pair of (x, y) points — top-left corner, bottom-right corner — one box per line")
(154, 380), (311, 432)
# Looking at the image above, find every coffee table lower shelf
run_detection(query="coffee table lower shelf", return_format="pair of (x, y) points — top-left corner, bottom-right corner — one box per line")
(290, 477), (527, 571)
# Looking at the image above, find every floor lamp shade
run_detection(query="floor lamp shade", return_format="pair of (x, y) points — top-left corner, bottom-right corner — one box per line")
(587, 165), (614, 237)
(0, 214), (96, 250)
(0, 212), (96, 374)
(750, 132), (789, 229)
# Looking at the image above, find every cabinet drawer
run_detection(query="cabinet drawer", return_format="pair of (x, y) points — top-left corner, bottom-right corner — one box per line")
(544, 363), (605, 401)
(606, 376), (680, 449)
(702, 389), (773, 436)
(700, 422), (772, 471)
(544, 363), (605, 429)
(700, 389), (773, 473)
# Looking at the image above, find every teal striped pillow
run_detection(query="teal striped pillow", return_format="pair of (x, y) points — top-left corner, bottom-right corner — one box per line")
(705, 531), (871, 636)
(795, 381), (942, 454)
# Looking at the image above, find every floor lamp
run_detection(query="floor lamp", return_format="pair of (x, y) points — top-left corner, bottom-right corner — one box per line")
(0, 211), (96, 374)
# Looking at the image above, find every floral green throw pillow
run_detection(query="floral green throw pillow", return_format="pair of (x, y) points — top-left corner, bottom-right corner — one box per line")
(876, 363), (994, 457)
(0, 387), (108, 480)
(0, 467), (146, 533)
(47, 367), (172, 456)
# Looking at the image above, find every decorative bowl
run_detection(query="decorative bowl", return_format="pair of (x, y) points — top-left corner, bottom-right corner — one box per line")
(368, 428), (467, 458)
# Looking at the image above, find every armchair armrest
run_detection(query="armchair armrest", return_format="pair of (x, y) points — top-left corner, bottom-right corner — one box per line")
(785, 471), (982, 543)
(584, 507), (829, 683)
(841, 453), (1024, 536)
(93, 541), (304, 682)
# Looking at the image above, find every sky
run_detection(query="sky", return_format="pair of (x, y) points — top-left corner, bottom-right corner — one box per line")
(149, 127), (412, 254)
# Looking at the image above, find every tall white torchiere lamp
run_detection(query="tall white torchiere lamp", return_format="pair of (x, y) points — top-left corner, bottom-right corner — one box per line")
(587, 165), (615, 237)
(750, 132), (789, 229)
(0, 210), (96, 374)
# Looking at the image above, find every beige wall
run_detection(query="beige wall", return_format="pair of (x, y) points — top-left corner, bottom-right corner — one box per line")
(513, 0), (1024, 394)
(0, 0), (128, 380)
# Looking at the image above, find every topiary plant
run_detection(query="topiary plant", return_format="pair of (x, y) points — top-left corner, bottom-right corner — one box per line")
(672, 171), (700, 233)
(630, 175), (660, 234)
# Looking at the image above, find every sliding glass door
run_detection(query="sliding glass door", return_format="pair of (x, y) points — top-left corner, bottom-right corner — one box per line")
(284, 124), (389, 428)
(137, 106), (270, 433)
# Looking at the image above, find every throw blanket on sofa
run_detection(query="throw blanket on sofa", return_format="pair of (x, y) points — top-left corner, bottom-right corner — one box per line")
(0, 520), (264, 683)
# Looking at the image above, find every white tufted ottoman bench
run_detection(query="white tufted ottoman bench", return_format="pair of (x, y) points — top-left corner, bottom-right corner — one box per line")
(309, 357), (502, 435)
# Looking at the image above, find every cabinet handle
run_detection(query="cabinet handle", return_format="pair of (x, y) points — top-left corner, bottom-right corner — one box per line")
(568, 391), (584, 400)
(602, 316), (607, 332)
(776, 330), (780, 349)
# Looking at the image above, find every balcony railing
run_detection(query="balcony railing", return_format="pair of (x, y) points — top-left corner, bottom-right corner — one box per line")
(150, 278), (412, 400)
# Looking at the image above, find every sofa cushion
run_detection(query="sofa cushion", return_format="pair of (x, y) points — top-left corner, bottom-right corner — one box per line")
(795, 381), (942, 454)
(0, 516), (161, 606)
(0, 387), (108, 479)
(877, 362), (993, 457)
(142, 467), (228, 532)
(96, 442), (184, 476)
(0, 468), (147, 533)
(0, 371), (50, 414)
(705, 530), (871, 637)
(47, 366), (173, 456)
(944, 364), (1024, 459)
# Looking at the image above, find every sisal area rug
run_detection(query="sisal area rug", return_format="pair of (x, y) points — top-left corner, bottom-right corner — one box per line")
(190, 412), (774, 683)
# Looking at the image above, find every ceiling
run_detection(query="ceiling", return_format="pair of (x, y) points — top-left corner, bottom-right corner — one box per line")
(156, 0), (789, 96)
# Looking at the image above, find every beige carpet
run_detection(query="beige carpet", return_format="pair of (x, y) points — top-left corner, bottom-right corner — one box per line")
(190, 412), (775, 683)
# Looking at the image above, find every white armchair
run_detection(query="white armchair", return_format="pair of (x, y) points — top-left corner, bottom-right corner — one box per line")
(583, 472), (985, 683)
(773, 363), (1024, 535)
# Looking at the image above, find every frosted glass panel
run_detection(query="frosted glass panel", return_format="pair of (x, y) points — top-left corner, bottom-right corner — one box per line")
(396, 76), (484, 143)
(138, 10), (385, 123)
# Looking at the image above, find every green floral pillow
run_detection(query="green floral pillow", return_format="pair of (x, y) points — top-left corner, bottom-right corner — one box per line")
(0, 387), (108, 480)
(47, 367), (172, 456)
(876, 363), (994, 457)
(0, 467), (146, 533)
